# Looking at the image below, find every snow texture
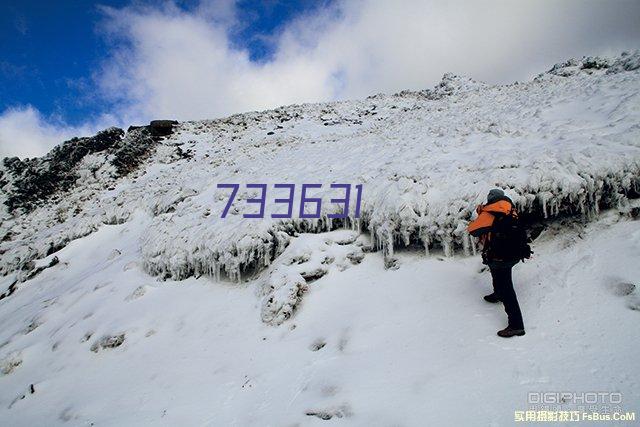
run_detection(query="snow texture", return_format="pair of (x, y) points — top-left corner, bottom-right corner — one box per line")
(259, 230), (365, 325)
(0, 206), (639, 425)
(1, 50), (640, 299)
(0, 52), (640, 425)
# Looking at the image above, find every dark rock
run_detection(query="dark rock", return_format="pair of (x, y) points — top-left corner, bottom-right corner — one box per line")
(346, 250), (364, 264)
(528, 223), (546, 241)
(0, 124), (159, 221)
(127, 125), (144, 133)
(3, 127), (124, 213)
(110, 127), (157, 176)
(149, 120), (178, 137)
(47, 240), (69, 256)
(582, 56), (610, 70)
(20, 256), (59, 283)
(174, 146), (193, 160)
(0, 281), (17, 300)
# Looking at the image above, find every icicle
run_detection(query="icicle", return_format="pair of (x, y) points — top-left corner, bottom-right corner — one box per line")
(376, 222), (394, 261)
(420, 230), (431, 256)
(441, 235), (453, 258)
(470, 235), (477, 256)
(462, 232), (470, 256)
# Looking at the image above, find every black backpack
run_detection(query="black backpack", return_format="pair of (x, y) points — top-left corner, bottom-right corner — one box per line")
(488, 211), (532, 262)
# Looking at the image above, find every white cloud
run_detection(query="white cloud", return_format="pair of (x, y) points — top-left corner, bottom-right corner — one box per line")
(0, 106), (115, 159)
(95, 0), (640, 122)
(2, 0), (639, 158)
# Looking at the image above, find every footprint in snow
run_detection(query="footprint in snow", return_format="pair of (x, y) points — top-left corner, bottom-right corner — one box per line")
(626, 295), (640, 312)
(23, 317), (43, 335)
(58, 407), (77, 422)
(609, 282), (635, 297)
(123, 261), (139, 271)
(107, 249), (122, 260)
(125, 285), (147, 301)
(321, 255), (335, 265)
(305, 403), (353, 420)
(8, 384), (36, 409)
(90, 333), (125, 353)
(0, 351), (22, 375)
(284, 254), (311, 266)
(93, 281), (112, 291)
(337, 330), (349, 352)
(309, 339), (326, 351)
(320, 384), (339, 397)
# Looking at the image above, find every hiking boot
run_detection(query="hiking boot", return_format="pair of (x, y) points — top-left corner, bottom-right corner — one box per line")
(483, 293), (501, 303)
(497, 326), (525, 338)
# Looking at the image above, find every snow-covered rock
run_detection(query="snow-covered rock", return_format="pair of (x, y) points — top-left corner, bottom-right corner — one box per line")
(260, 230), (365, 325)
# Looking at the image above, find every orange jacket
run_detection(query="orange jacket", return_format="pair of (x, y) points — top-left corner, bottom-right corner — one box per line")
(467, 200), (515, 243)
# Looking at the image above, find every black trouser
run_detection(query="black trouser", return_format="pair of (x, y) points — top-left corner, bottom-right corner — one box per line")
(490, 263), (524, 329)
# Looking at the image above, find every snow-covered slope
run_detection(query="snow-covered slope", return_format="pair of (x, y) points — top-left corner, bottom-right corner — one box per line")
(1, 208), (639, 425)
(0, 52), (639, 425)
(2, 53), (639, 283)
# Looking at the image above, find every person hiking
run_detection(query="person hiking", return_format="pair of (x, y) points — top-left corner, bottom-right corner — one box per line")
(468, 188), (530, 338)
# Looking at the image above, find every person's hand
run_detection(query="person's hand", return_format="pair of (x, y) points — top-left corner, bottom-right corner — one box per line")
(476, 204), (484, 214)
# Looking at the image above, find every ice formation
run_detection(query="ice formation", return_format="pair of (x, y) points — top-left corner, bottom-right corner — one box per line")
(259, 230), (365, 325)
(1, 51), (639, 295)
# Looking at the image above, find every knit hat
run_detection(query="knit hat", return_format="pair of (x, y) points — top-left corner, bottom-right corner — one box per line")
(487, 188), (505, 204)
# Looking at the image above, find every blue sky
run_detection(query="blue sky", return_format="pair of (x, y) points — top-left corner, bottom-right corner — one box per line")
(0, 0), (639, 158)
(0, 0), (331, 126)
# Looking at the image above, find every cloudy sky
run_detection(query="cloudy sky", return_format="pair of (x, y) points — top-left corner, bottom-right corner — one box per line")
(1, 0), (639, 158)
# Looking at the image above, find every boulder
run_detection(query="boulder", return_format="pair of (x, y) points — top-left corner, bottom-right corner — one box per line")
(149, 120), (178, 137)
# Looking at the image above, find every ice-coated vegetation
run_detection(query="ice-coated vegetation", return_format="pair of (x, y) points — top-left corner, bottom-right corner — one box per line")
(1, 52), (639, 289)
